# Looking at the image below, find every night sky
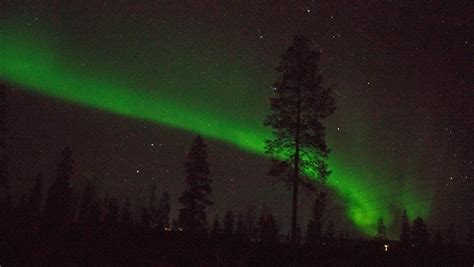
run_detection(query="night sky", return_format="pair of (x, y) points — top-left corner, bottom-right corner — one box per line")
(1, 0), (473, 239)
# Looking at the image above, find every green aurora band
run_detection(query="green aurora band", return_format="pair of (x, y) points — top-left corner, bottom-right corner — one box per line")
(0, 14), (430, 236)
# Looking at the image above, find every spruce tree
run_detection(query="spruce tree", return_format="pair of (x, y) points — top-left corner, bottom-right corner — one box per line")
(446, 223), (457, 246)
(120, 197), (133, 226)
(178, 135), (213, 235)
(87, 199), (101, 227)
(223, 208), (235, 237)
(306, 192), (326, 246)
(78, 181), (96, 224)
(44, 146), (74, 229)
(325, 220), (335, 242)
(210, 215), (222, 240)
(103, 197), (119, 227)
(411, 217), (429, 248)
(235, 213), (248, 241)
(400, 209), (411, 246)
(376, 216), (387, 240)
(140, 207), (151, 227)
(156, 191), (170, 230)
(258, 204), (279, 246)
(264, 35), (336, 243)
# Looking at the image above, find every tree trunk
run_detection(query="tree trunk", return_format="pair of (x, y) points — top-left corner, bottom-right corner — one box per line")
(291, 84), (301, 245)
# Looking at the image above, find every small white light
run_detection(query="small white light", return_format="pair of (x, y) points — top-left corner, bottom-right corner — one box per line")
(384, 244), (389, 252)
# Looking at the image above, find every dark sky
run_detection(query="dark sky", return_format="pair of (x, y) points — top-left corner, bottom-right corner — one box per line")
(2, 0), (473, 239)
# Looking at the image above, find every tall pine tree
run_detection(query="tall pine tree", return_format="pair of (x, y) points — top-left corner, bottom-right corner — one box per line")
(264, 35), (336, 243)
(44, 146), (74, 229)
(400, 209), (411, 246)
(306, 192), (326, 246)
(411, 217), (429, 248)
(178, 135), (213, 235)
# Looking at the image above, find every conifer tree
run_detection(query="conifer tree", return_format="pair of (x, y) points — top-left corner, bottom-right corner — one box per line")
(178, 135), (213, 235)
(140, 207), (151, 227)
(325, 220), (335, 242)
(376, 216), (387, 240)
(235, 213), (248, 241)
(306, 192), (326, 246)
(87, 199), (101, 226)
(78, 181), (96, 224)
(156, 191), (170, 230)
(44, 146), (74, 228)
(103, 197), (119, 227)
(257, 204), (279, 245)
(120, 197), (133, 226)
(400, 209), (411, 246)
(223, 208), (235, 237)
(446, 223), (457, 246)
(210, 215), (222, 240)
(264, 36), (336, 243)
(411, 217), (429, 248)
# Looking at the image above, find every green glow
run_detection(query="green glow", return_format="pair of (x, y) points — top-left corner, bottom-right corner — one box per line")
(0, 13), (431, 236)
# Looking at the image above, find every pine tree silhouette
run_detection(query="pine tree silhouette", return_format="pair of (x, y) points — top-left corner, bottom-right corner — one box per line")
(325, 219), (335, 242)
(78, 180), (96, 225)
(27, 173), (42, 230)
(44, 146), (74, 230)
(210, 215), (222, 241)
(178, 135), (213, 236)
(400, 209), (411, 246)
(376, 217), (387, 240)
(264, 35), (336, 243)
(306, 192), (326, 246)
(140, 207), (151, 227)
(257, 204), (279, 246)
(223, 208), (235, 238)
(235, 213), (248, 241)
(120, 197), (133, 226)
(411, 217), (429, 248)
(103, 197), (119, 227)
(156, 191), (170, 230)
(446, 223), (457, 246)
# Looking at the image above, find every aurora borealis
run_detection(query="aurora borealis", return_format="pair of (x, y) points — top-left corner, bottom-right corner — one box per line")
(1, 1), (472, 238)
